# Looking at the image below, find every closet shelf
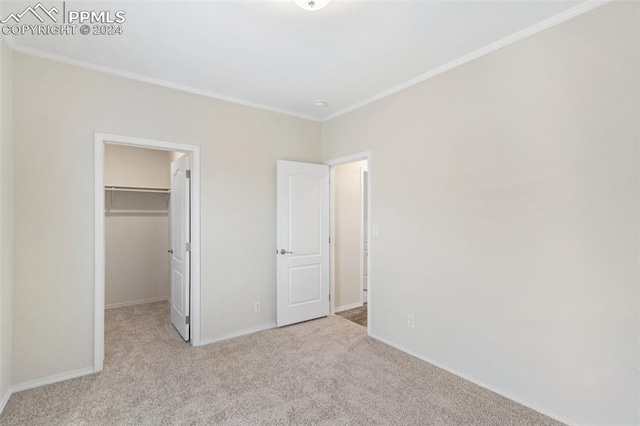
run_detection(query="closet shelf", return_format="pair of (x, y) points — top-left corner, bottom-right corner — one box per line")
(105, 185), (171, 210)
(105, 209), (169, 215)
(105, 185), (170, 194)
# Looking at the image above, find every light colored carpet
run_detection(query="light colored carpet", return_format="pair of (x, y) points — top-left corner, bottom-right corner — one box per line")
(1, 302), (562, 425)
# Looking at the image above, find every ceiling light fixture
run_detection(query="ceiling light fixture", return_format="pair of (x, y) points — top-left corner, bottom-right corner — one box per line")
(294, 0), (331, 11)
(315, 100), (328, 107)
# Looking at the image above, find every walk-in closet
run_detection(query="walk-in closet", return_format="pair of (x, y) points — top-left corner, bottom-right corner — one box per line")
(104, 145), (182, 310)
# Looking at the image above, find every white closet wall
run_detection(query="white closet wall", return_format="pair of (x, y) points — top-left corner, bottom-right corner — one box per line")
(105, 145), (173, 308)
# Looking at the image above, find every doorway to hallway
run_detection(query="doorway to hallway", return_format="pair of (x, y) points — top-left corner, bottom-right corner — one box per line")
(331, 159), (369, 328)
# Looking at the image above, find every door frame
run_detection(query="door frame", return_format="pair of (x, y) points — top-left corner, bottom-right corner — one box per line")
(325, 151), (372, 336)
(94, 133), (202, 372)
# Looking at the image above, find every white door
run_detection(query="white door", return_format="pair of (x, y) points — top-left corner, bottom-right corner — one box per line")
(170, 154), (191, 340)
(277, 160), (330, 327)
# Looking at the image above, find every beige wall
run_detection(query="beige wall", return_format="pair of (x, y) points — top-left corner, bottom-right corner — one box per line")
(323, 3), (639, 425)
(12, 53), (322, 386)
(0, 36), (13, 406)
(105, 144), (173, 188)
(104, 145), (173, 308)
(333, 160), (367, 310)
(105, 213), (170, 307)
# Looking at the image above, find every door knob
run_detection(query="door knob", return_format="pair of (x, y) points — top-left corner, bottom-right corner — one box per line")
(168, 249), (173, 253)
(279, 249), (294, 255)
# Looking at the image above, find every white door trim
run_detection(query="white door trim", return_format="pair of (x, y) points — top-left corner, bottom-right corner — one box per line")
(325, 151), (372, 336)
(94, 133), (202, 372)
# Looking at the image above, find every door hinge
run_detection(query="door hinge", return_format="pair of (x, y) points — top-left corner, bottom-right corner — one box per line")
(186, 315), (190, 325)
(186, 242), (191, 252)
(329, 293), (331, 301)
(186, 170), (191, 179)
(329, 236), (331, 244)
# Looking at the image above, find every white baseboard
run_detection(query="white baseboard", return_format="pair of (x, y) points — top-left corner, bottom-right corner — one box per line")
(0, 388), (11, 415)
(105, 297), (168, 310)
(196, 322), (277, 347)
(334, 302), (364, 313)
(11, 367), (95, 393)
(370, 333), (585, 426)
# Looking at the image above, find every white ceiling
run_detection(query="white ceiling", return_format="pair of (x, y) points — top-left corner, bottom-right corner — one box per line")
(3, 0), (586, 120)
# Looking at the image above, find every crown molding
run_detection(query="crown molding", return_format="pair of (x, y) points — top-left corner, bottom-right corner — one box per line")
(4, 0), (610, 123)
(9, 43), (322, 122)
(323, 0), (612, 121)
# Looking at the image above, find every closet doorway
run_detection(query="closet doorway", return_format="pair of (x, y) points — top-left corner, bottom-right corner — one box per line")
(94, 134), (201, 373)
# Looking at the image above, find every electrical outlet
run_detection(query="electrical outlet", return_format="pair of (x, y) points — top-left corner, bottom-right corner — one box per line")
(407, 315), (415, 328)
(254, 301), (262, 313)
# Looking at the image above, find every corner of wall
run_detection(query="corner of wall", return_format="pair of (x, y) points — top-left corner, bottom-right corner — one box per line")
(0, 34), (15, 414)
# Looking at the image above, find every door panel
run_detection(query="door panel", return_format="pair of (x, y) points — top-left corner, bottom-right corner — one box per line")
(289, 264), (322, 306)
(289, 174), (322, 256)
(170, 154), (191, 340)
(277, 160), (330, 327)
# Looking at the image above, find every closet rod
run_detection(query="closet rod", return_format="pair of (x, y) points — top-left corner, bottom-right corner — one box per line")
(105, 209), (169, 214)
(105, 186), (170, 194)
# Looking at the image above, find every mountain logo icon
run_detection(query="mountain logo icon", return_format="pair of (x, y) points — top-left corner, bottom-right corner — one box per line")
(1, 3), (59, 24)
